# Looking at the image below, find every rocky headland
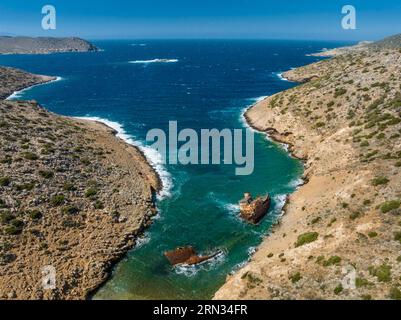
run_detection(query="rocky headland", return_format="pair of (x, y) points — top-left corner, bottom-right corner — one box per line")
(0, 36), (98, 55)
(215, 34), (401, 300)
(0, 67), (160, 299)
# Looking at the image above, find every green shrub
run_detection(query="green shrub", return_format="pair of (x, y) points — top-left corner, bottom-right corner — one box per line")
(4, 224), (22, 235)
(94, 201), (104, 210)
(15, 182), (36, 192)
(355, 277), (372, 288)
(363, 199), (371, 206)
(39, 170), (54, 179)
(1, 156), (12, 165)
(29, 210), (42, 220)
(370, 264), (391, 282)
(62, 205), (79, 215)
(22, 152), (38, 160)
(349, 211), (361, 220)
(81, 158), (91, 165)
(311, 217), (321, 224)
(323, 255), (341, 267)
(0, 177), (11, 187)
(289, 272), (302, 284)
(50, 194), (65, 207)
(85, 187), (98, 198)
(368, 231), (378, 238)
(63, 182), (76, 191)
(394, 231), (401, 243)
(0, 211), (14, 224)
(334, 284), (343, 295)
(380, 200), (400, 213)
(5, 219), (24, 235)
(334, 88), (347, 98)
(389, 286), (401, 300)
(372, 176), (389, 186)
(295, 232), (318, 247)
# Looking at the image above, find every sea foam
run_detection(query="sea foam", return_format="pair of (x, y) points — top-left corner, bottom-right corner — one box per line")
(174, 250), (226, 277)
(129, 59), (178, 64)
(276, 72), (289, 82)
(6, 76), (64, 100)
(75, 116), (172, 200)
(239, 96), (268, 130)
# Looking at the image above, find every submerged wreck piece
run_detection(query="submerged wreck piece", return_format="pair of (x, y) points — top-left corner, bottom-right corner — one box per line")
(239, 192), (271, 224)
(164, 246), (220, 266)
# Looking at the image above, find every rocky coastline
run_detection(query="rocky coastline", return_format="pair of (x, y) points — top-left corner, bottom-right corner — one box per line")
(215, 34), (401, 300)
(0, 66), (161, 299)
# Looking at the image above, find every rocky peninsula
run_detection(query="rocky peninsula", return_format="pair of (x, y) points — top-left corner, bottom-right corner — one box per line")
(0, 67), (160, 299)
(215, 34), (401, 300)
(0, 37), (98, 55)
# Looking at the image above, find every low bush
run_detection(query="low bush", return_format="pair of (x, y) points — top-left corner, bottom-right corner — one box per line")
(50, 194), (65, 207)
(295, 232), (318, 247)
(380, 200), (400, 213)
(0, 177), (11, 187)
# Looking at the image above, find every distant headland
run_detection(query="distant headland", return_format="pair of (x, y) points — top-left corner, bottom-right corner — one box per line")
(0, 36), (99, 55)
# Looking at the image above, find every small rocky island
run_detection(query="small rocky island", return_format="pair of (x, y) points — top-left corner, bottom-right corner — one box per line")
(239, 192), (270, 224)
(0, 36), (99, 55)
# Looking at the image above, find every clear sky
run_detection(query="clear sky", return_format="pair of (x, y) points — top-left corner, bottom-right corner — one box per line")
(0, 0), (400, 40)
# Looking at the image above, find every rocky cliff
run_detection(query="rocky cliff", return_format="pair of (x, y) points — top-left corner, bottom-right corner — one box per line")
(0, 67), (160, 299)
(215, 34), (401, 300)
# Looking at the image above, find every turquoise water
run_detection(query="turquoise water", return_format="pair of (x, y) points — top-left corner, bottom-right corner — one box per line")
(0, 40), (348, 299)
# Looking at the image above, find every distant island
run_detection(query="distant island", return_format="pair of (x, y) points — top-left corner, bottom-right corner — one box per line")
(0, 36), (99, 55)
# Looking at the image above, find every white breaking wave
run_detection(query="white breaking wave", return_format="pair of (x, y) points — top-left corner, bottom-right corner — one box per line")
(288, 177), (304, 189)
(276, 72), (289, 82)
(239, 96), (268, 130)
(273, 194), (288, 215)
(249, 96), (269, 104)
(135, 234), (151, 248)
(75, 116), (172, 200)
(130, 43), (147, 47)
(6, 76), (64, 100)
(174, 250), (226, 277)
(207, 192), (240, 219)
(129, 59), (178, 64)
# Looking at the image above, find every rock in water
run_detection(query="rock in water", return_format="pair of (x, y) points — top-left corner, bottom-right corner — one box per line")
(239, 192), (270, 224)
(164, 246), (220, 266)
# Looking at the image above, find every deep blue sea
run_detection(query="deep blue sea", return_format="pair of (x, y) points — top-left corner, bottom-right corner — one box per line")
(0, 40), (350, 299)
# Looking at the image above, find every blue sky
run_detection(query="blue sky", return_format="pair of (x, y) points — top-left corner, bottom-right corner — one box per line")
(0, 0), (400, 40)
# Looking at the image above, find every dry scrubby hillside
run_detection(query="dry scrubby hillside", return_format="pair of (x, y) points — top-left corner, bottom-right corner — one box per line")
(0, 69), (159, 299)
(215, 38), (401, 300)
(0, 66), (55, 100)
